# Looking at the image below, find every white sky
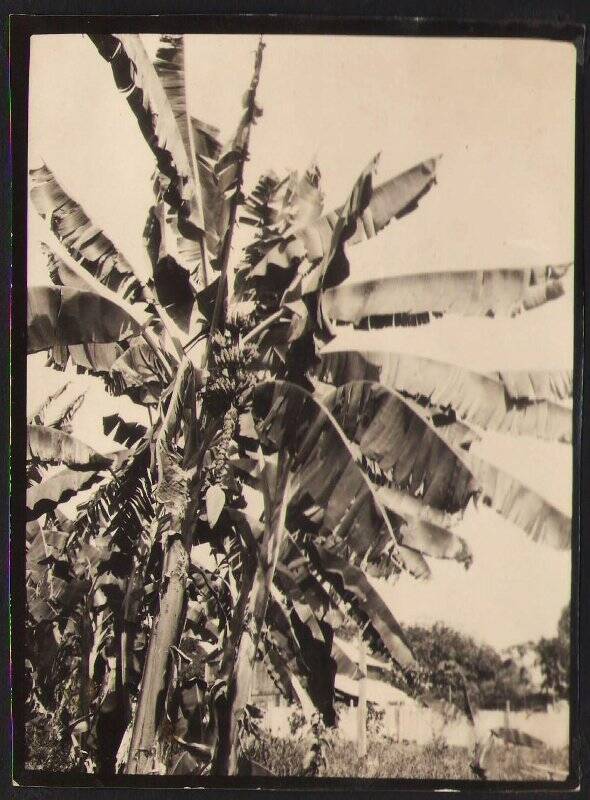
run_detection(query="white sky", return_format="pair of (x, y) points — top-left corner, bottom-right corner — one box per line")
(26, 34), (575, 650)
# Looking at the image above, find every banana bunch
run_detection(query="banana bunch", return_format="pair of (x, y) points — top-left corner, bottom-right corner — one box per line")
(206, 405), (239, 489)
(204, 329), (258, 418)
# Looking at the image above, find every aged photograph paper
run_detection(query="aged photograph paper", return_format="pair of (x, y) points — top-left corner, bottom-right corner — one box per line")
(24, 32), (574, 780)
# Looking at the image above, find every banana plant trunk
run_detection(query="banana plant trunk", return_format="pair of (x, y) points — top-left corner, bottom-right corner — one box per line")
(125, 360), (196, 774)
(125, 538), (189, 774)
(213, 463), (292, 774)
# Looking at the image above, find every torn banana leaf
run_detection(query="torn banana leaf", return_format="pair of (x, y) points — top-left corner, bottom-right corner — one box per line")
(317, 349), (572, 442)
(30, 164), (143, 301)
(27, 425), (114, 471)
(26, 467), (107, 521)
(252, 380), (403, 578)
(27, 286), (141, 354)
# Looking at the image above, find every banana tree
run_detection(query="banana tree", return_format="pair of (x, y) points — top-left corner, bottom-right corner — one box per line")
(24, 33), (572, 777)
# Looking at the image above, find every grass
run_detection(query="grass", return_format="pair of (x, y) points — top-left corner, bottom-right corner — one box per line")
(25, 713), (569, 781)
(249, 733), (569, 781)
(25, 715), (78, 773)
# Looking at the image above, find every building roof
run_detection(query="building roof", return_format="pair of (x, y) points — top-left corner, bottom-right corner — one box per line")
(334, 674), (412, 705)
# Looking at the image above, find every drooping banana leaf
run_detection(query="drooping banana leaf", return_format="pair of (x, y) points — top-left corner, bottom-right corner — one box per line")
(27, 425), (114, 471)
(463, 445), (571, 550)
(44, 342), (127, 388)
(265, 592), (337, 726)
(234, 499), (416, 681)
(498, 368), (573, 404)
(216, 381), (408, 769)
(330, 380), (570, 550)
(396, 545), (432, 580)
(317, 349), (572, 442)
(309, 543), (416, 670)
(33, 231), (173, 380)
(373, 483), (460, 530)
(103, 414), (148, 447)
(26, 467), (107, 521)
(275, 526), (421, 678)
(374, 485), (472, 569)
(103, 341), (167, 406)
(251, 380), (403, 578)
(273, 541), (334, 623)
(261, 640), (315, 716)
(30, 164), (144, 302)
(27, 286), (141, 354)
(396, 519), (473, 566)
(230, 506), (343, 630)
(324, 381), (478, 515)
(402, 394), (572, 550)
(109, 337), (168, 388)
(322, 264), (571, 328)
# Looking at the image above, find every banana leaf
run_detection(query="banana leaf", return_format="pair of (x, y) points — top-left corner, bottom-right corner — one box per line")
(28, 382), (85, 434)
(90, 33), (206, 290)
(26, 467), (106, 521)
(327, 381), (570, 549)
(408, 393), (571, 550)
(237, 157), (439, 299)
(322, 264), (571, 327)
(317, 349), (572, 442)
(325, 381), (478, 514)
(27, 286), (140, 354)
(310, 543), (415, 669)
(252, 380), (403, 578)
(27, 425), (114, 471)
(103, 415), (148, 447)
(30, 165), (143, 301)
(152, 35), (192, 162)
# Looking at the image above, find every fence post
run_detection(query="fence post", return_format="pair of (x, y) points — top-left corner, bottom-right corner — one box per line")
(504, 699), (511, 729)
(357, 634), (367, 757)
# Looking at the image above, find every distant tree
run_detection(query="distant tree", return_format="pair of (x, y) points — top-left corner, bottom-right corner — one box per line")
(536, 602), (570, 702)
(402, 623), (535, 710)
(557, 602), (570, 675)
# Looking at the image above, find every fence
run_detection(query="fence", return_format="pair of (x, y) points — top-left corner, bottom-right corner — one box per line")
(260, 700), (569, 751)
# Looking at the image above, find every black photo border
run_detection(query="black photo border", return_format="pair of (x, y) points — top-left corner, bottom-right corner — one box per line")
(6, 6), (588, 798)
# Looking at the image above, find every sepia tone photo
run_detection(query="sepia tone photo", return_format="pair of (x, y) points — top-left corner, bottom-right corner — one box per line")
(22, 30), (575, 782)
